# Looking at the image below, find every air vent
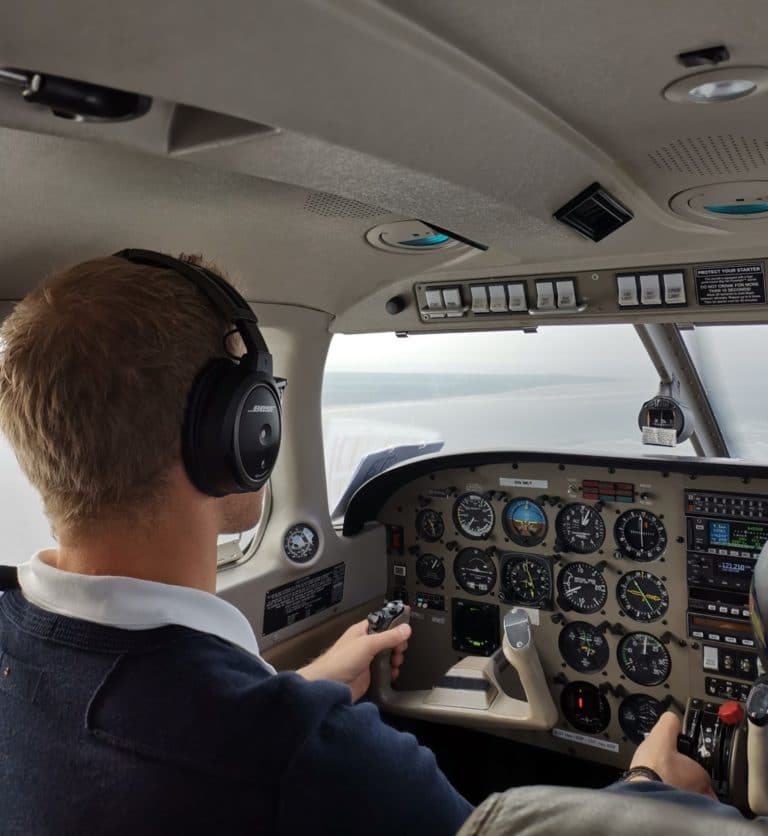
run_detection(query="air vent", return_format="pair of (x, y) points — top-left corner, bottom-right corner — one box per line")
(554, 182), (633, 242)
(648, 136), (768, 177)
(303, 191), (388, 219)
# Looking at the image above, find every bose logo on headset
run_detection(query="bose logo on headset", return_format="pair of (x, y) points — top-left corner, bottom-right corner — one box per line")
(114, 249), (283, 497)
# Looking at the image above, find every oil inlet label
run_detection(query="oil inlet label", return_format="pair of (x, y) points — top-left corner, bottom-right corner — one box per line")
(263, 563), (345, 635)
(552, 728), (619, 753)
(694, 263), (765, 306)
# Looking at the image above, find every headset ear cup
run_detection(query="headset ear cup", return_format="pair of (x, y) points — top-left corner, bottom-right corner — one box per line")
(183, 360), (282, 497)
(182, 359), (233, 496)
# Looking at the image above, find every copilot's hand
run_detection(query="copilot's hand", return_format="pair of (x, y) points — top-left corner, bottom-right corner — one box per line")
(628, 711), (718, 799)
(297, 619), (411, 702)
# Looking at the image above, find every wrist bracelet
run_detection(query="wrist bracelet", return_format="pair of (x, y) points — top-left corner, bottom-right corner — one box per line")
(620, 766), (664, 783)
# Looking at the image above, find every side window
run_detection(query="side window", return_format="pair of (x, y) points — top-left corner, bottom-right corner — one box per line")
(0, 436), (56, 565)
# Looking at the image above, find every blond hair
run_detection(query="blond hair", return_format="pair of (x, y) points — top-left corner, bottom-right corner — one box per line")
(0, 254), (232, 536)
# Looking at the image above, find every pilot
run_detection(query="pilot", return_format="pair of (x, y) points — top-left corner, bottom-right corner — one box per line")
(0, 252), (747, 835)
(0, 253), (472, 835)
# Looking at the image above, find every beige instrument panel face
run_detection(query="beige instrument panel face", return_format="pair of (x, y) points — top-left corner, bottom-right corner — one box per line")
(376, 458), (766, 769)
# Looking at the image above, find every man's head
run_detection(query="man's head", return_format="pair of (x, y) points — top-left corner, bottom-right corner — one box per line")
(0, 254), (265, 540)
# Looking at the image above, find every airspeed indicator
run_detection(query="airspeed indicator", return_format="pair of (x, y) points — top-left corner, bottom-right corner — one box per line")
(453, 493), (495, 540)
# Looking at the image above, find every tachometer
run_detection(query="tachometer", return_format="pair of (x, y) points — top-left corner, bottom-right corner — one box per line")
(557, 562), (608, 614)
(619, 694), (664, 744)
(415, 553), (445, 587)
(500, 554), (552, 608)
(416, 509), (444, 542)
(555, 503), (605, 554)
(453, 493), (495, 540)
(614, 509), (667, 562)
(617, 632), (671, 686)
(561, 682), (611, 734)
(558, 621), (609, 673)
(454, 548), (497, 596)
(616, 570), (669, 622)
(502, 498), (548, 547)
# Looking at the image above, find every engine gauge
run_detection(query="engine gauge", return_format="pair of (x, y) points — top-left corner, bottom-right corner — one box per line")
(560, 681), (611, 734)
(453, 548), (497, 596)
(618, 694), (664, 744)
(618, 632), (671, 686)
(558, 621), (609, 674)
(415, 553), (445, 587)
(416, 509), (444, 542)
(453, 493), (495, 540)
(555, 503), (605, 554)
(282, 523), (320, 564)
(616, 570), (669, 622)
(502, 498), (548, 547)
(557, 562), (608, 614)
(500, 554), (553, 608)
(614, 510), (667, 562)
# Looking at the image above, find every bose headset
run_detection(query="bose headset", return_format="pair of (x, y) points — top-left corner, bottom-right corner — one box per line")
(114, 249), (282, 498)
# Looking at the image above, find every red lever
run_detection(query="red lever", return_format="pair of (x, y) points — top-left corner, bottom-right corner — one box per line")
(718, 700), (745, 726)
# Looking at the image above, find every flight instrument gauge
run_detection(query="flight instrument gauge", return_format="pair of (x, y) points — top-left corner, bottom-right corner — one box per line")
(558, 621), (609, 674)
(560, 682), (611, 734)
(283, 523), (320, 564)
(415, 553), (445, 588)
(557, 562), (607, 614)
(454, 548), (497, 596)
(555, 503), (605, 554)
(618, 694), (663, 744)
(453, 493), (495, 539)
(616, 571), (669, 622)
(614, 510), (667, 562)
(502, 498), (548, 547)
(416, 509), (444, 542)
(617, 632), (671, 686)
(500, 555), (552, 608)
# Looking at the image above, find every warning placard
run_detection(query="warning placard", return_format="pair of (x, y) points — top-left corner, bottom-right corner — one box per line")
(263, 563), (345, 635)
(695, 263), (766, 306)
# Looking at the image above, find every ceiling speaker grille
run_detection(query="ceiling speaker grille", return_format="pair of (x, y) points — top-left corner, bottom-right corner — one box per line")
(648, 136), (768, 177)
(303, 191), (388, 218)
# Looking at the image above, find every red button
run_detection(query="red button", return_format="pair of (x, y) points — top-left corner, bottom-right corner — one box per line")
(718, 701), (745, 726)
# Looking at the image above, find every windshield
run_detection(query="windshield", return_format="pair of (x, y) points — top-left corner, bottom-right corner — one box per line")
(682, 324), (768, 460)
(322, 324), (695, 515)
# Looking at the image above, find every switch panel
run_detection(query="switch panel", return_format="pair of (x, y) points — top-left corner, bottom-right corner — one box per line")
(616, 274), (639, 307)
(507, 283), (528, 311)
(556, 279), (576, 309)
(470, 286), (489, 313)
(442, 287), (464, 317)
(536, 281), (556, 310)
(639, 273), (662, 305)
(663, 272), (687, 305)
(488, 284), (508, 313)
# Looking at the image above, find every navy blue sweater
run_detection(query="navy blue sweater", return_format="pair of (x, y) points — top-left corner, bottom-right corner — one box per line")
(0, 590), (472, 835)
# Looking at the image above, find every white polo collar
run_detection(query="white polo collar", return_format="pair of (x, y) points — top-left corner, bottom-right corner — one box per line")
(17, 551), (275, 674)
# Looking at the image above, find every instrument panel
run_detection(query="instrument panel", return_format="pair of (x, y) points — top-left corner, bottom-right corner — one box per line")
(352, 453), (768, 769)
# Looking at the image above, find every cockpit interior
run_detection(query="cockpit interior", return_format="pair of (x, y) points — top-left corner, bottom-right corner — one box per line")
(5, 0), (768, 822)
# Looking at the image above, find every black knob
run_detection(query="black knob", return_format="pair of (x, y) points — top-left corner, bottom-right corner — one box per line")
(385, 295), (406, 315)
(595, 560), (608, 572)
(485, 546), (497, 558)
(417, 496), (431, 508)
(445, 541), (458, 552)
(408, 545), (421, 556)
(551, 613), (565, 625)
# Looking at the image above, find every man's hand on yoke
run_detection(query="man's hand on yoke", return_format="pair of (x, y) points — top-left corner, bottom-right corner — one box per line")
(298, 620), (412, 702)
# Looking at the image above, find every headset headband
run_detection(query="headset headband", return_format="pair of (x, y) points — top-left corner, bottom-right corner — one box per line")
(113, 249), (272, 375)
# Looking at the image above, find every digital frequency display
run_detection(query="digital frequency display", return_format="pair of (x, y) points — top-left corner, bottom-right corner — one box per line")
(715, 559), (753, 577)
(689, 613), (754, 637)
(709, 520), (768, 554)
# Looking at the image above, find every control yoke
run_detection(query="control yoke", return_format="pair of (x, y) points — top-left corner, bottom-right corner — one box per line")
(499, 608), (559, 730)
